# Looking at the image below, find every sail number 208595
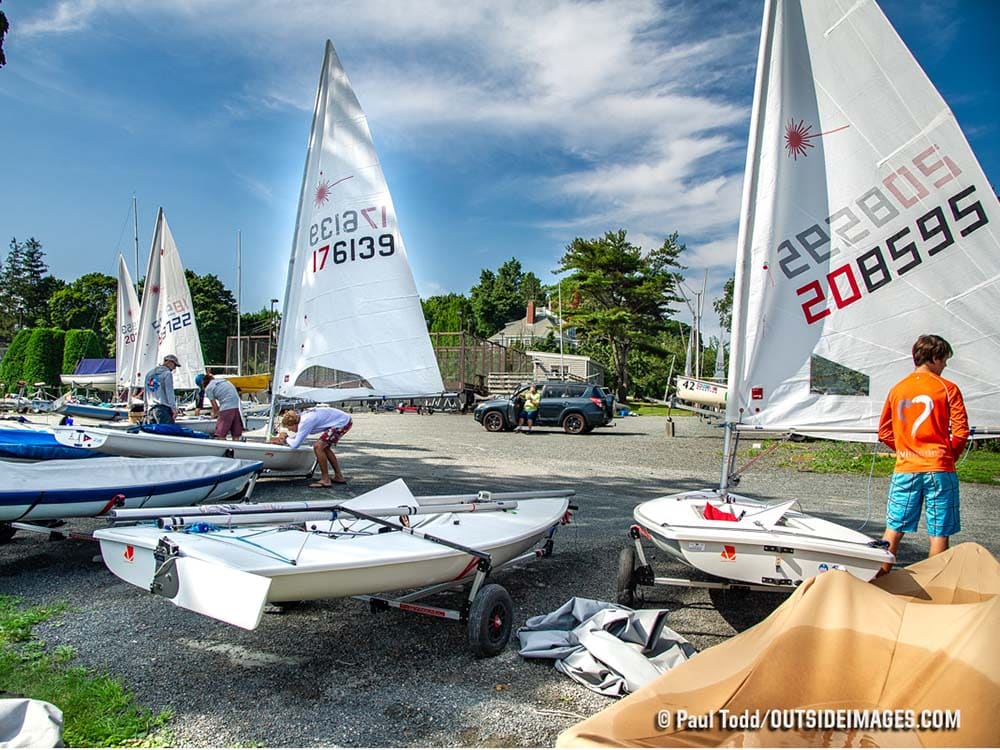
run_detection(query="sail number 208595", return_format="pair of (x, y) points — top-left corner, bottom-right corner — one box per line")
(311, 234), (395, 272)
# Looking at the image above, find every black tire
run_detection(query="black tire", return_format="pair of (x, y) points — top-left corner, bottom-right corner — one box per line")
(482, 410), (507, 433)
(616, 545), (637, 607)
(467, 583), (514, 658)
(0, 523), (16, 544)
(562, 412), (586, 434)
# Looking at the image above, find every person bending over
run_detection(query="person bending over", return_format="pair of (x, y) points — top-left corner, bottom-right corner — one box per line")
(271, 407), (352, 488)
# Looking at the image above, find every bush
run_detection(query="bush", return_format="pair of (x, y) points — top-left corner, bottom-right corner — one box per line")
(22, 328), (65, 386)
(62, 329), (105, 374)
(0, 328), (33, 391)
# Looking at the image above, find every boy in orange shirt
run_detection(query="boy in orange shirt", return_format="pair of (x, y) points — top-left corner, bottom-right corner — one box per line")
(877, 334), (969, 575)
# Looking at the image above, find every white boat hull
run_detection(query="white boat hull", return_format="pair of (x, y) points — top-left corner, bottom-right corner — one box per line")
(674, 377), (727, 408)
(1, 456), (262, 522)
(634, 491), (893, 586)
(50, 425), (314, 473)
(59, 373), (117, 388)
(95, 486), (569, 629)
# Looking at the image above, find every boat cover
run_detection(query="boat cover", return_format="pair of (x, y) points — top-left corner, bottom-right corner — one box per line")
(3, 455), (260, 495)
(0, 428), (99, 460)
(518, 598), (696, 697)
(0, 698), (63, 747)
(558, 543), (999, 747)
(71, 358), (116, 375)
(128, 423), (212, 439)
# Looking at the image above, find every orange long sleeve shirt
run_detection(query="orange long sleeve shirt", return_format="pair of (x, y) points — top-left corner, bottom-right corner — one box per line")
(878, 370), (969, 473)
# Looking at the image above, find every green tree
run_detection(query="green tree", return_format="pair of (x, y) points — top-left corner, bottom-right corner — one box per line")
(422, 293), (473, 334)
(714, 275), (734, 333)
(469, 258), (540, 338)
(0, 238), (54, 331)
(557, 229), (685, 402)
(48, 272), (116, 332)
(0, 1), (8, 69)
(186, 271), (237, 366)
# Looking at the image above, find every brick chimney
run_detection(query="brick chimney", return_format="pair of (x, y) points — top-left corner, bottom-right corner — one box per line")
(526, 300), (536, 324)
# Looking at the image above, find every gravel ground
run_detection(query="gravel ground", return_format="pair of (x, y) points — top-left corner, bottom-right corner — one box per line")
(1, 413), (996, 747)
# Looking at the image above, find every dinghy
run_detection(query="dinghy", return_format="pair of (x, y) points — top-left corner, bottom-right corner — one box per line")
(1, 455), (261, 526)
(49, 424), (314, 473)
(621, 0), (1000, 596)
(95, 479), (572, 654)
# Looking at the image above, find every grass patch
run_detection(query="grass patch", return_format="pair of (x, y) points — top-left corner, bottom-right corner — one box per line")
(0, 595), (173, 747)
(625, 403), (705, 417)
(750, 439), (1000, 485)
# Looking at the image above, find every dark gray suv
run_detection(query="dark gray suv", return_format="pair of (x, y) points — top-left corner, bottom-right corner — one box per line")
(473, 382), (615, 434)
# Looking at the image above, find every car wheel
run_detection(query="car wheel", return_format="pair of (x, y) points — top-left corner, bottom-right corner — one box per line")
(562, 413), (586, 434)
(482, 410), (506, 432)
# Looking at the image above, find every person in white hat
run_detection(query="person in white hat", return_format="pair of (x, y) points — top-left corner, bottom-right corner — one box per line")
(145, 354), (181, 424)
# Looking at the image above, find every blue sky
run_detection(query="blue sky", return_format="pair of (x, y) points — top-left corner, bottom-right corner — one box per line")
(1, 0), (996, 341)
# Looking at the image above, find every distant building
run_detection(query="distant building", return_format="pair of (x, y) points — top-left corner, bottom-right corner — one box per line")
(488, 301), (575, 350)
(485, 302), (604, 386)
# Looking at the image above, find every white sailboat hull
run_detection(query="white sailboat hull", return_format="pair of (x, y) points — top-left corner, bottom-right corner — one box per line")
(50, 426), (314, 473)
(95, 490), (569, 629)
(634, 491), (893, 586)
(674, 377), (728, 408)
(59, 373), (117, 388)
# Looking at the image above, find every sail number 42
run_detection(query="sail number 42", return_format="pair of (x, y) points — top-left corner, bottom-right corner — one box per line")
(311, 234), (395, 272)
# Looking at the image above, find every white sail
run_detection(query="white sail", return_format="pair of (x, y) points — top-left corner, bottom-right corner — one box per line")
(727, 0), (1000, 440)
(131, 208), (206, 391)
(273, 40), (444, 402)
(115, 255), (141, 389)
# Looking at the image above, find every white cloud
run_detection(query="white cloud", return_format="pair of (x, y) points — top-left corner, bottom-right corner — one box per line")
(18, 0), (99, 35)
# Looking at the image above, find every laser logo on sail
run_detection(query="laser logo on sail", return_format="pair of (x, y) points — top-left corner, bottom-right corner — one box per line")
(784, 119), (849, 160)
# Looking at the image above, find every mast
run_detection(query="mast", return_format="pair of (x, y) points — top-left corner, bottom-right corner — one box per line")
(236, 230), (242, 377)
(719, 0), (776, 494)
(267, 41), (331, 435)
(132, 193), (140, 294)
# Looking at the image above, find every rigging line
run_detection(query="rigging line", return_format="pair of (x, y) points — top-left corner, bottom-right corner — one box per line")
(182, 527), (299, 565)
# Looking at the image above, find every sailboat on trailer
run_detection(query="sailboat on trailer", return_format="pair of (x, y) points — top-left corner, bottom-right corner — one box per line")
(623, 0), (1000, 592)
(93, 42), (570, 656)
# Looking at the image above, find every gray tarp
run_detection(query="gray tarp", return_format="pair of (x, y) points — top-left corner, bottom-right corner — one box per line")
(0, 698), (63, 747)
(517, 597), (696, 697)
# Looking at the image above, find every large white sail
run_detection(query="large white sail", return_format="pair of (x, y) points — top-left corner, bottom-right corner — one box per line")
(131, 208), (206, 391)
(273, 40), (444, 403)
(115, 254), (141, 390)
(727, 0), (1000, 440)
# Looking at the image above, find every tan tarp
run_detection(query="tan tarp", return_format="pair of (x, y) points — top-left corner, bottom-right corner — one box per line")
(557, 543), (999, 748)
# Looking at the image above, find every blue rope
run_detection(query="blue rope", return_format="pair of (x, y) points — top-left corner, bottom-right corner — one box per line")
(181, 523), (298, 565)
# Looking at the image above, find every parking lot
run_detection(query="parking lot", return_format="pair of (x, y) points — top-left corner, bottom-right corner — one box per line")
(1, 412), (996, 746)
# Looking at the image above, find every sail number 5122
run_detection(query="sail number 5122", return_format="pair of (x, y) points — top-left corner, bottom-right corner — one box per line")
(311, 234), (395, 272)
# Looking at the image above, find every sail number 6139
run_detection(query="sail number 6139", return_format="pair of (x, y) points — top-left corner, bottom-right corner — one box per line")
(311, 234), (395, 272)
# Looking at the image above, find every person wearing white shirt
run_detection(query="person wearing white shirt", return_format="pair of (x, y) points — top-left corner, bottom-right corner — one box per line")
(271, 407), (352, 487)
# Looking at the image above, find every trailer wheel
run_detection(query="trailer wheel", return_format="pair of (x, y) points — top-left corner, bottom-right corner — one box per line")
(616, 545), (637, 607)
(467, 583), (513, 658)
(0, 524), (16, 544)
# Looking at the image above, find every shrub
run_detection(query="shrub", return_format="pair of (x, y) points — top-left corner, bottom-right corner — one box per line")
(62, 329), (105, 374)
(22, 328), (65, 386)
(0, 328), (33, 390)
